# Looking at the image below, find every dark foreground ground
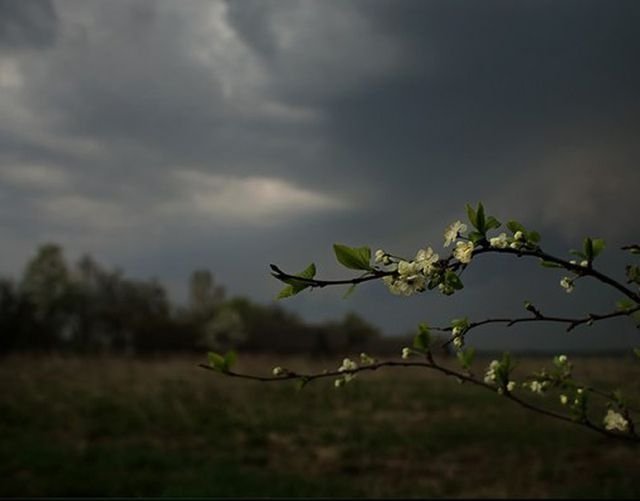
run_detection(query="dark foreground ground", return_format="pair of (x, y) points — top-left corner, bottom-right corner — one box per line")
(1, 354), (639, 498)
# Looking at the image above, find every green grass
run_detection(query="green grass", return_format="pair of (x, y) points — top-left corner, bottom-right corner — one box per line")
(0, 354), (639, 497)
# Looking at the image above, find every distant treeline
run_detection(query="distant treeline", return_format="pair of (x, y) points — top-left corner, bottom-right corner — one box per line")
(0, 243), (427, 357)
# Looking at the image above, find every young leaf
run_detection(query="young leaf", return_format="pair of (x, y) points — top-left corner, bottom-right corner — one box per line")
(468, 231), (485, 244)
(616, 298), (636, 312)
(507, 220), (525, 235)
(584, 237), (594, 262)
(208, 352), (226, 371)
(224, 350), (237, 370)
(485, 216), (502, 231)
(466, 204), (477, 229)
(333, 244), (372, 271)
(527, 231), (541, 244)
(591, 238), (605, 258)
(569, 249), (586, 259)
(476, 203), (486, 233)
(343, 284), (357, 299)
(276, 263), (317, 299)
(539, 259), (563, 268)
(626, 265), (640, 284)
(413, 323), (431, 350)
(457, 347), (476, 370)
(445, 270), (464, 290)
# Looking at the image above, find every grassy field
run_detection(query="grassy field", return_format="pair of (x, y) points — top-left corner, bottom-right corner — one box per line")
(1, 353), (639, 498)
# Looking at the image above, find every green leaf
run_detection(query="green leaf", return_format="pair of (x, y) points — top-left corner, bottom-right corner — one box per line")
(468, 231), (484, 244)
(485, 216), (502, 231)
(539, 259), (563, 268)
(343, 284), (357, 299)
(507, 220), (525, 235)
(413, 323), (431, 350)
(208, 352), (226, 371)
(333, 244), (372, 271)
(591, 238), (605, 258)
(569, 249), (586, 259)
(445, 270), (464, 290)
(476, 203), (486, 233)
(626, 265), (640, 285)
(224, 350), (237, 370)
(295, 378), (310, 392)
(616, 298), (635, 312)
(584, 237), (594, 262)
(276, 263), (316, 299)
(527, 231), (541, 244)
(457, 347), (476, 370)
(466, 204), (477, 229)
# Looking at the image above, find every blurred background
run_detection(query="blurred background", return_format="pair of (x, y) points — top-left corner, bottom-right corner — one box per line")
(1, 0), (639, 497)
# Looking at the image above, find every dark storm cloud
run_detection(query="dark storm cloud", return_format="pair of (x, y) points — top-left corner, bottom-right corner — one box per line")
(0, 0), (58, 49)
(1, 0), (639, 348)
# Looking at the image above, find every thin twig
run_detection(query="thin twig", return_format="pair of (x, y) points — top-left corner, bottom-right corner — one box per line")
(199, 358), (640, 443)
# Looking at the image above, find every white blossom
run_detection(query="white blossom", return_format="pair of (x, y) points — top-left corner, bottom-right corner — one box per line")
(580, 259), (589, 267)
(557, 355), (568, 365)
(444, 220), (467, 247)
(374, 249), (386, 264)
(506, 381), (516, 392)
(338, 358), (358, 372)
(383, 275), (402, 295)
(360, 353), (375, 365)
(560, 394), (568, 405)
(489, 233), (509, 249)
(453, 241), (474, 264)
(383, 260), (427, 296)
(453, 336), (463, 349)
(514, 231), (525, 241)
(484, 360), (500, 384)
(401, 347), (411, 359)
(272, 366), (285, 376)
(415, 247), (439, 274)
(529, 380), (544, 394)
(603, 409), (629, 432)
(337, 357), (358, 383)
(560, 277), (574, 293)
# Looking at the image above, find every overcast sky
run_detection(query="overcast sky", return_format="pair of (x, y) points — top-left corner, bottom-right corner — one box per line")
(1, 0), (639, 351)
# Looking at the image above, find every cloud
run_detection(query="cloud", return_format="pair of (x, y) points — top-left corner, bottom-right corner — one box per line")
(39, 194), (134, 231)
(166, 170), (349, 226)
(0, 0), (58, 50)
(0, 163), (70, 191)
(493, 130), (640, 240)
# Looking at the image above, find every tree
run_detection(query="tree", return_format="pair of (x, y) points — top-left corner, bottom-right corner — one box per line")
(19, 243), (73, 350)
(202, 203), (640, 443)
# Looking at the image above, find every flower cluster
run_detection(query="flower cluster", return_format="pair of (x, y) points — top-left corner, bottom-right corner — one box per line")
(484, 360), (500, 384)
(489, 232), (509, 249)
(335, 357), (358, 387)
(560, 276), (574, 294)
(272, 366), (287, 376)
(525, 380), (548, 394)
(483, 359), (515, 393)
(444, 221), (467, 247)
(360, 352), (376, 365)
(603, 409), (629, 432)
(381, 246), (440, 296)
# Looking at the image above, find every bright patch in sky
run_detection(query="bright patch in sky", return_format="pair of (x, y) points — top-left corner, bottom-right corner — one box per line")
(171, 170), (348, 225)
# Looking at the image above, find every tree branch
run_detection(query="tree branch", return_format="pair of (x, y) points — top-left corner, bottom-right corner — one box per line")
(199, 357), (640, 443)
